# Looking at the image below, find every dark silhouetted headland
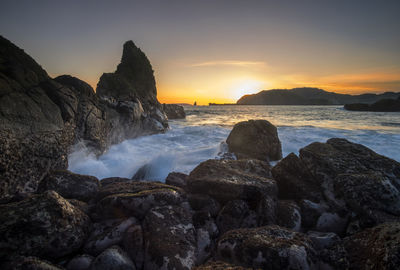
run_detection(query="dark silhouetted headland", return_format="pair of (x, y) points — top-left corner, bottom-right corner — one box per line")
(237, 87), (400, 105)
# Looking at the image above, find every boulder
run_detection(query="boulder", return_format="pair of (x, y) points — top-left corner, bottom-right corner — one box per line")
(216, 200), (257, 234)
(38, 170), (100, 202)
(217, 225), (319, 269)
(162, 104), (186, 119)
(272, 153), (322, 202)
(90, 246), (136, 270)
(84, 217), (137, 255)
(188, 193), (221, 217)
(67, 254), (94, 270)
(143, 205), (196, 270)
(226, 120), (282, 161)
(0, 191), (90, 260)
(334, 172), (400, 225)
(342, 222), (400, 269)
(187, 159), (277, 204)
(299, 138), (400, 230)
(165, 172), (189, 190)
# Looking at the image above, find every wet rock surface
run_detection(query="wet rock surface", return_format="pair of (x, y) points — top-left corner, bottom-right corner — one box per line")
(38, 170), (100, 201)
(0, 191), (90, 260)
(226, 119), (282, 161)
(143, 205), (196, 270)
(217, 225), (319, 269)
(187, 159), (276, 203)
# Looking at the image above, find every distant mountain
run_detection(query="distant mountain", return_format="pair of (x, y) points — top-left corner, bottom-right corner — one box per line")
(236, 87), (400, 105)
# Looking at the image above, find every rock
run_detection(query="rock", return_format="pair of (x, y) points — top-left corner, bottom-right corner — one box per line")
(343, 222), (400, 269)
(256, 196), (277, 226)
(299, 199), (329, 230)
(344, 98), (400, 112)
(299, 138), (400, 230)
(0, 36), (171, 199)
(95, 180), (182, 202)
(193, 211), (219, 238)
(272, 153), (322, 202)
(187, 159), (277, 204)
(306, 231), (340, 250)
(165, 172), (189, 190)
(96, 40), (168, 144)
(38, 170), (100, 202)
(68, 199), (90, 214)
(90, 245), (136, 270)
(276, 200), (302, 231)
(67, 254), (94, 270)
(216, 200), (257, 234)
(84, 217), (137, 255)
(334, 172), (400, 225)
(54, 75), (108, 153)
(188, 193), (221, 217)
(2, 256), (64, 270)
(0, 191), (90, 260)
(315, 212), (348, 235)
(95, 185), (185, 220)
(100, 177), (133, 187)
(143, 205), (196, 270)
(162, 104), (186, 119)
(193, 211), (219, 264)
(217, 225), (319, 269)
(193, 261), (252, 270)
(122, 225), (145, 270)
(0, 36), (81, 198)
(226, 120), (282, 161)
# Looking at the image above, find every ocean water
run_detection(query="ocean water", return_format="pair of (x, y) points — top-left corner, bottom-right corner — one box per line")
(68, 105), (400, 181)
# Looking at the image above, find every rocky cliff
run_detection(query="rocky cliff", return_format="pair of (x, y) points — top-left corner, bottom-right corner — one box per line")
(0, 36), (168, 198)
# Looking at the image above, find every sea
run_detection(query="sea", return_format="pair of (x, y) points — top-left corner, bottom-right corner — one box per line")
(68, 105), (400, 181)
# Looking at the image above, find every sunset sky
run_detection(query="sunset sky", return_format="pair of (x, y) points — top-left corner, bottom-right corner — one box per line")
(1, 0), (399, 105)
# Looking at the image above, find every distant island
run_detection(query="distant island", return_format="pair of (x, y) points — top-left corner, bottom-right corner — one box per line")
(237, 87), (400, 105)
(344, 96), (400, 112)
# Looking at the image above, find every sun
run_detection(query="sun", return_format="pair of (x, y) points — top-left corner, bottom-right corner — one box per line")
(230, 79), (266, 101)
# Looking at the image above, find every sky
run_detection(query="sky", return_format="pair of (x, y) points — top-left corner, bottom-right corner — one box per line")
(1, 0), (399, 105)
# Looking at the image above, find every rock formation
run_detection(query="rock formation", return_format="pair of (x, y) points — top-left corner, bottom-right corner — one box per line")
(344, 97), (400, 112)
(96, 41), (168, 144)
(0, 36), (168, 198)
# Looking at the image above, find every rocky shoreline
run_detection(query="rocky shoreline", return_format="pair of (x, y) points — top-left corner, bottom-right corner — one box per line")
(1, 36), (399, 269)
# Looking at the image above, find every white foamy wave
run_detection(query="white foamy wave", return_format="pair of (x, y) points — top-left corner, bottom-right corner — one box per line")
(68, 123), (230, 180)
(69, 106), (400, 181)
